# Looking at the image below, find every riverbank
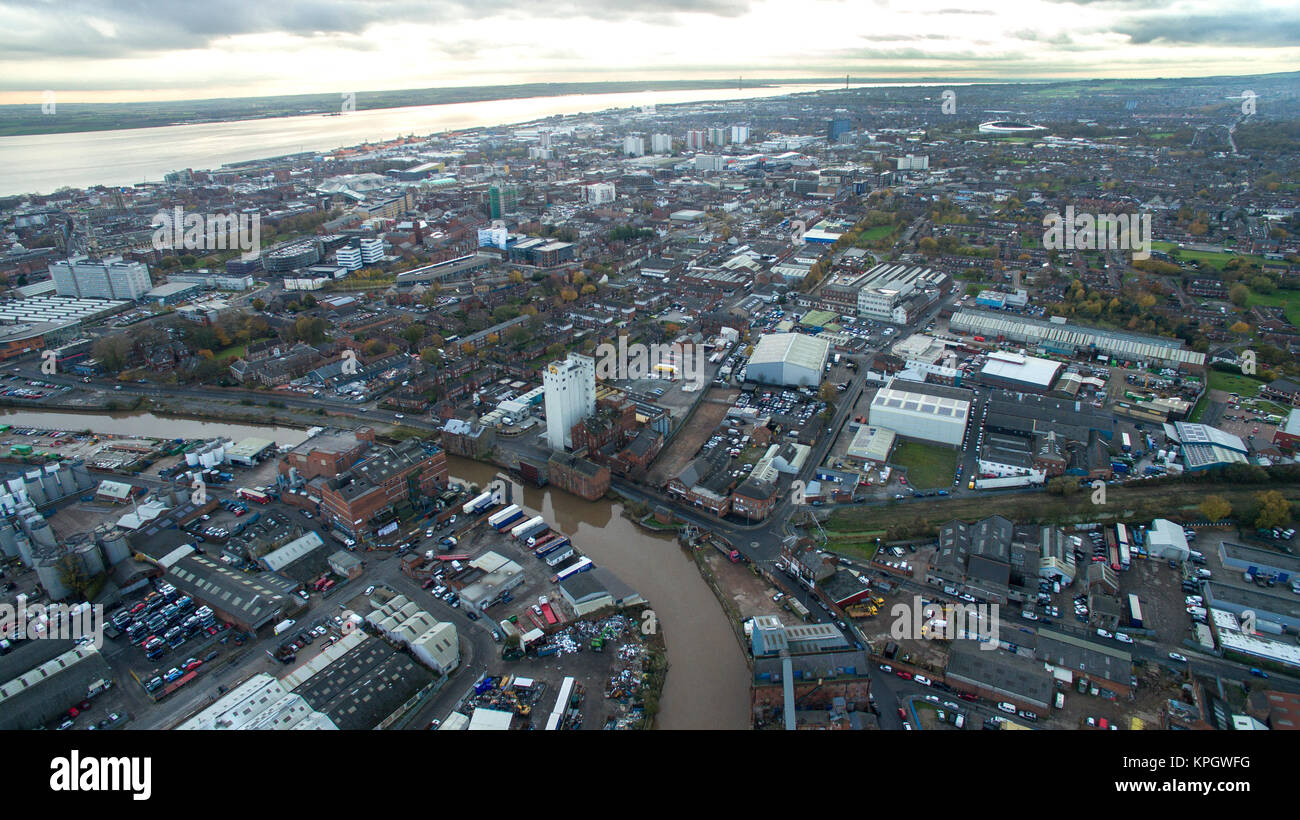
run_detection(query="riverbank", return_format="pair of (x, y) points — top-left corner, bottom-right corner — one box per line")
(447, 454), (750, 729)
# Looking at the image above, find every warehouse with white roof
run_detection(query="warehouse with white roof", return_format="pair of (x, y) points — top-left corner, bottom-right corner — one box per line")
(978, 350), (1062, 392)
(746, 332), (831, 387)
(868, 378), (972, 447)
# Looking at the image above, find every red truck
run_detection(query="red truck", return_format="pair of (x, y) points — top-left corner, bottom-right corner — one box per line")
(711, 538), (741, 563)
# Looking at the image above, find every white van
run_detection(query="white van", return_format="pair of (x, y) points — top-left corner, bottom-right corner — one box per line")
(997, 702), (1017, 714)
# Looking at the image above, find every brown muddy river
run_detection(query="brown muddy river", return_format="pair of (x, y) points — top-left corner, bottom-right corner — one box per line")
(448, 456), (750, 730)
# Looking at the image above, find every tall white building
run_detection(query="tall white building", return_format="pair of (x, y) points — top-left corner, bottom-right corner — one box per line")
(650, 133), (673, 154)
(695, 154), (727, 172)
(707, 127), (727, 146)
(730, 125), (749, 144)
(623, 136), (645, 157)
(358, 237), (384, 264)
(50, 257), (152, 301)
(584, 183), (616, 205)
(477, 226), (508, 249)
(686, 130), (707, 150)
(335, 246), (362, 270)
(896, 154), (930, 171)
(543, 353), (596, 450)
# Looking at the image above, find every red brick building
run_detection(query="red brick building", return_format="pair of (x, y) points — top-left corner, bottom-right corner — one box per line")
(281, 427), (376, 481)
(546, 452), (610, 501)
(311, 440), (449, 538)
(731, 478), (778, 521)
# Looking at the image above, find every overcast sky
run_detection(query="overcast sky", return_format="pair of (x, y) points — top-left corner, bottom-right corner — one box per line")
(1, 0), (1295, 103)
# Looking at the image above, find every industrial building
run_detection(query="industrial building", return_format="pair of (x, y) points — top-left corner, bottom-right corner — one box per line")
(366, 594), (460, 675)
(1147, 519), (1191, 561)
(1163, 422), (1249, 471)
(154, 545), (297, 632)
(950, 309), (1206, 370)
(557, 566), (645, 617)
(844, 424), (896, 467)
(457, 551), (527, 613)
(746, 332), (830, 388)
(1202, 583), (1300, 632)
(544, 353), (596, 450)
(1218, 541), (1300, 582)
(978, 351), (1062, 392)
(855, 263), (949, 322)
(178, 672), (337, 730)
(945, 642), (1054, 714)
(868, 378), (972, 447)
(751, 616), (852, 657)
(1035, 629), (1133, 698)
(0, 641), (113, 730)
(145, 281), (203, 305)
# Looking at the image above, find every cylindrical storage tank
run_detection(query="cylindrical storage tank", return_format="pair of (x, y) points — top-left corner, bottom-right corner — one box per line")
(36, 556), (73, 601)
(185, 451), (200, 466)
(70, 459), (94, 490)
(24, 481), (47, 506)
(15, 535), (33, 567)
(212, 445), (226, 464)
(200, 451), (217, 469)
(74, 540), (105, 578)
(28, 520), (57, 550)
(0, 523), (17, 558)
(102, 529), (131, 565)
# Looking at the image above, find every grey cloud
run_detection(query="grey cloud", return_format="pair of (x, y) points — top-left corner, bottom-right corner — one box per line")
(1112, 9), (1300, 46)
(0, 0), (758, 58)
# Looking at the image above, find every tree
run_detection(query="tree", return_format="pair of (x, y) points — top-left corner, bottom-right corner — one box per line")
(401, 324), (427, 350)
(293, 316), (327, 344)
(818, 381), (837, 403)
(1254, 490), (1292, 530)
(92, 333), (132, 372)
(1229, 284), (1249, 306)
(1199, 495), (1232, 522)
(251, 298), (266, 311)
(1046, 476), (1079, 496)
(1229, 320), (1252, 335)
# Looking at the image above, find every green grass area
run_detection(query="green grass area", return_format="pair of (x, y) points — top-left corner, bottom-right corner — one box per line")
(1207, 369), (1266, 396)
(1189, 394), (1209, 423)
(827, 479), (1300, 534)
(891, 441), (959, 489)
(1150, 241), (1269, 271)
(1244, 288), (1300, 327)
(823, 529), (884, 562)
(859, 224), (896, 242)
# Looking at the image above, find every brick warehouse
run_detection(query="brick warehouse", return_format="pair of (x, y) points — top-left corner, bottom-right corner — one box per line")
(309, 440), (449, 538)
(546, 451), (610, 501)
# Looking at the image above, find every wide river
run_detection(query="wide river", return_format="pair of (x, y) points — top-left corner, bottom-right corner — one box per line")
(0, 408), (752, 729)
(0, 83), (846, 196)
